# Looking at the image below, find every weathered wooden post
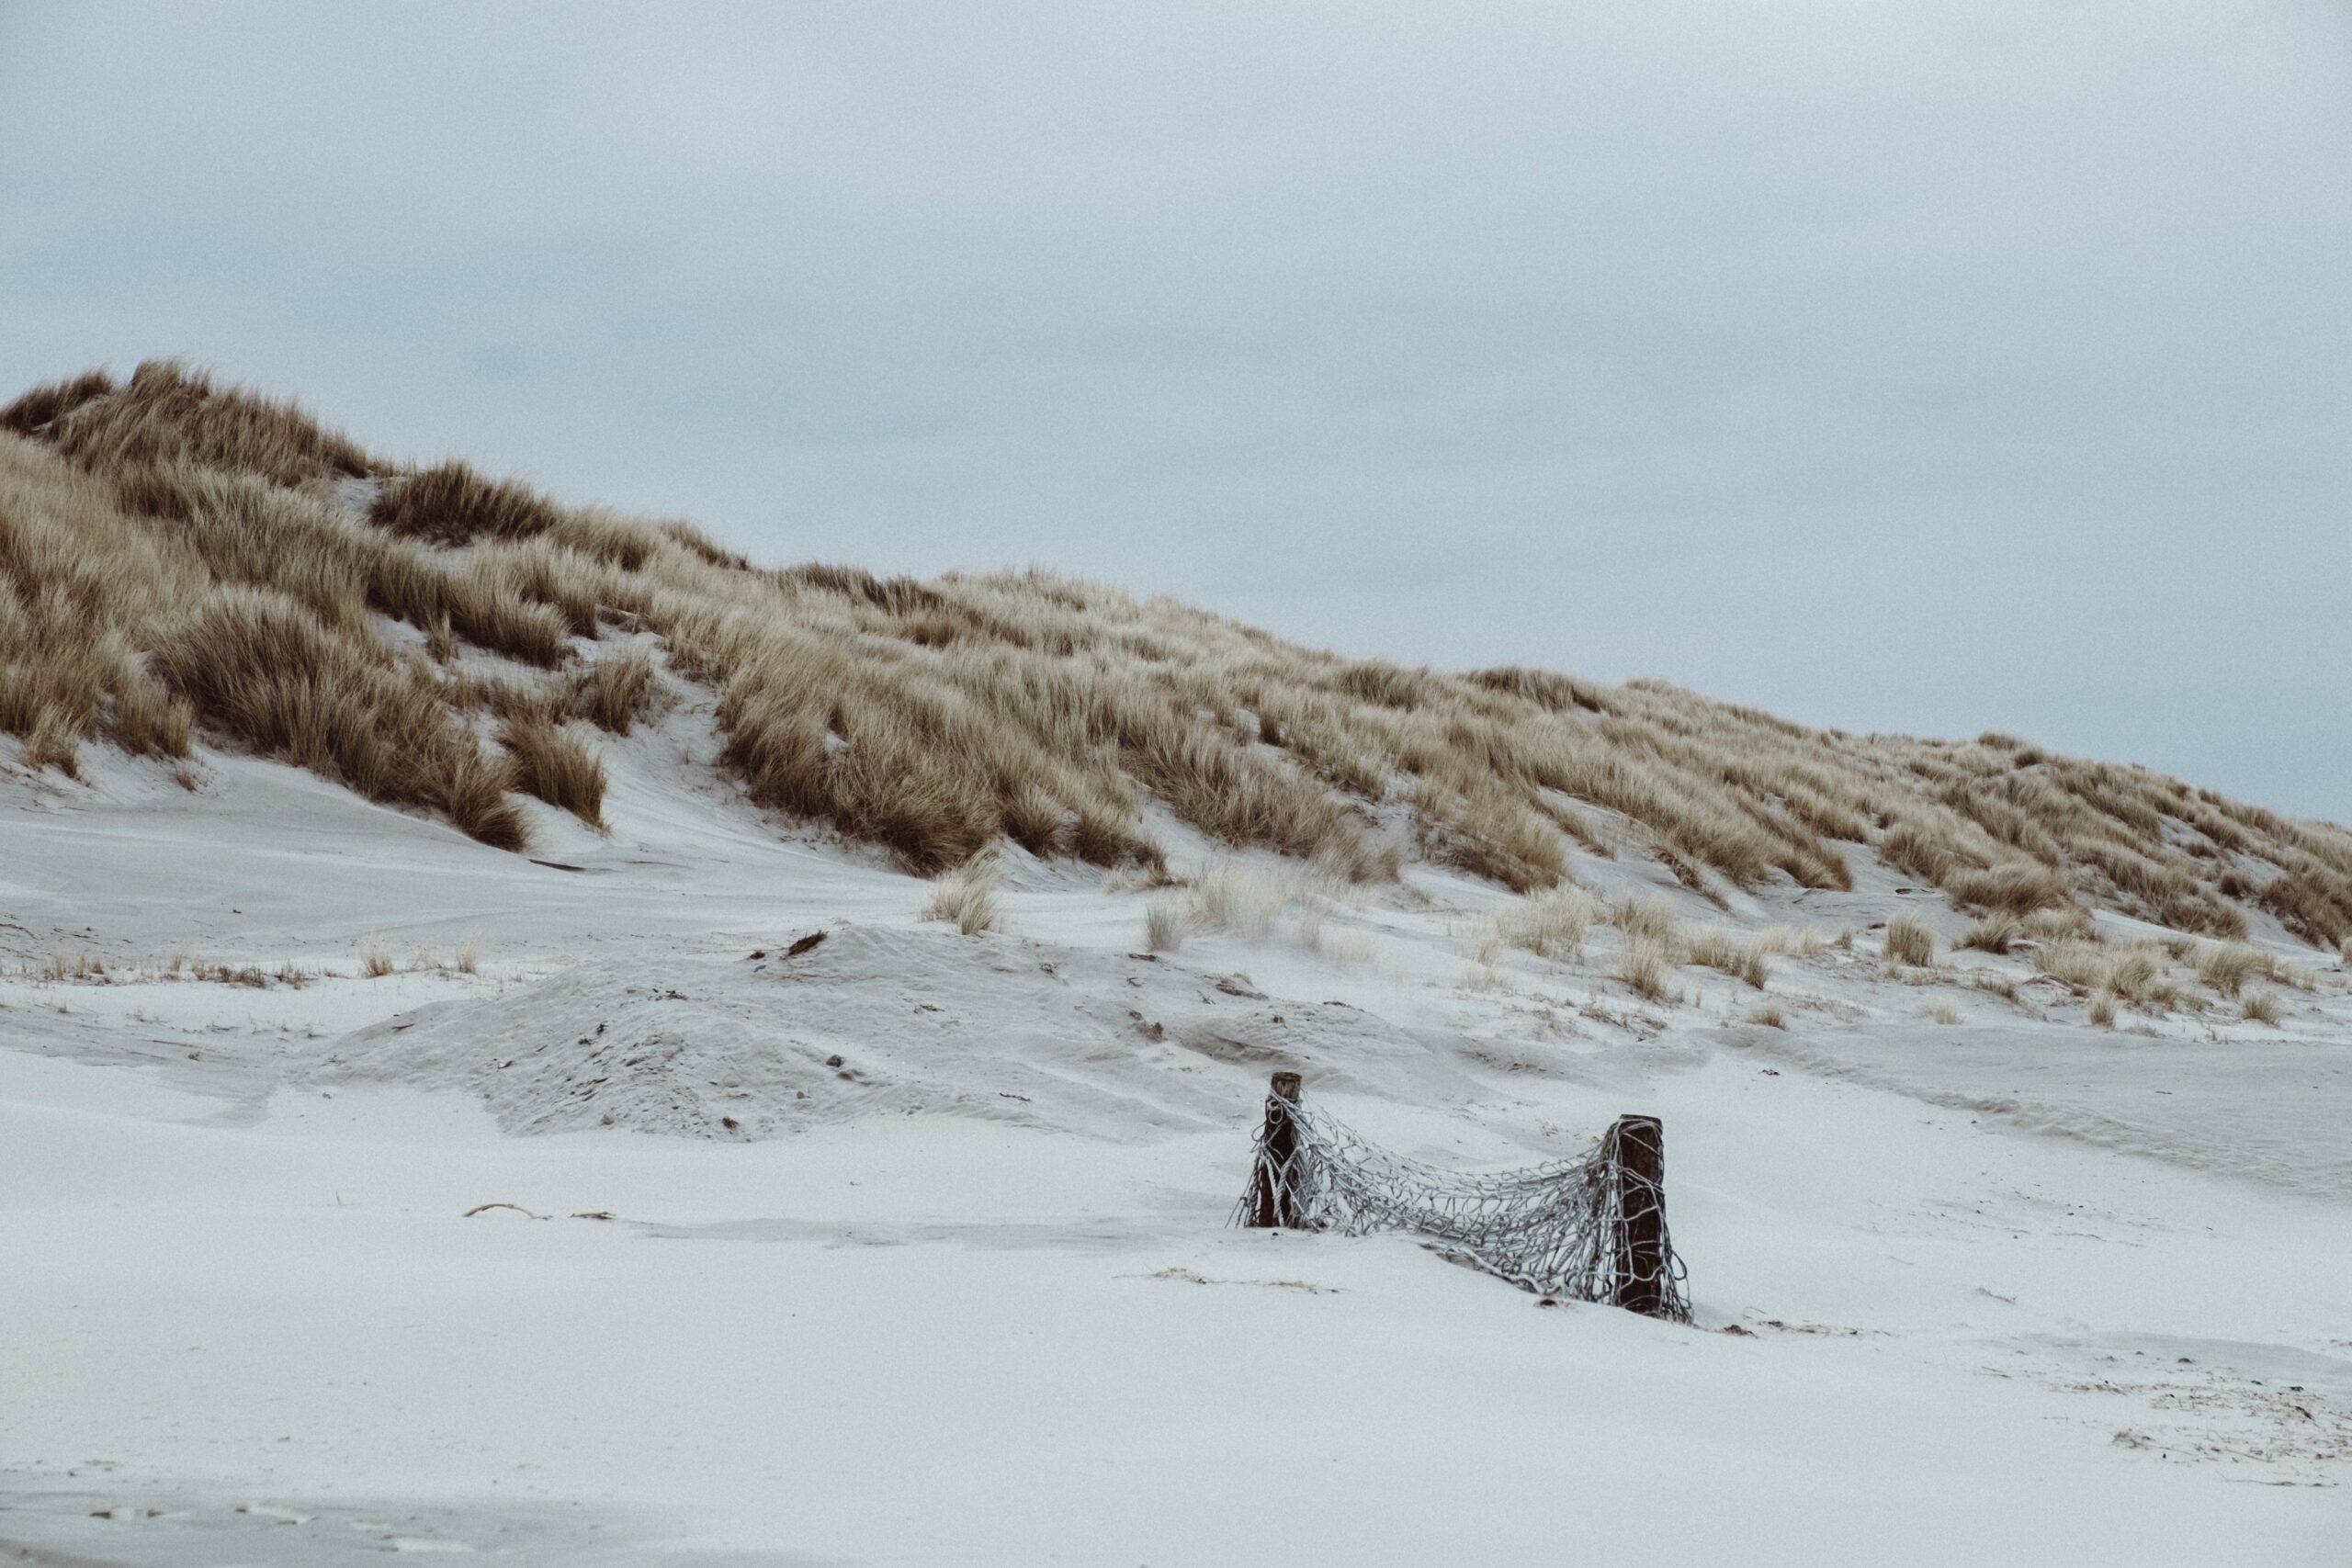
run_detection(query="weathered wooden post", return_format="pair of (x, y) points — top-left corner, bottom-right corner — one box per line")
(1247, 1070), (1305, 1228)
(1605, 1114), (1669, 1317)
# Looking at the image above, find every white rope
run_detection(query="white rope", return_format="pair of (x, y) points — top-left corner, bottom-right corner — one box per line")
(1235, 1091), (1690, 1321)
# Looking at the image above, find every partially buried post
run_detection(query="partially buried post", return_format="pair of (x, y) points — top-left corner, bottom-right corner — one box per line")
(1247, 1070), (1304, 1228)
(1602, 1113), (1669, 1317)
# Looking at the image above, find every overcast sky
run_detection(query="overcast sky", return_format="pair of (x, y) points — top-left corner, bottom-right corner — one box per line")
(4, 2), (2346, 821)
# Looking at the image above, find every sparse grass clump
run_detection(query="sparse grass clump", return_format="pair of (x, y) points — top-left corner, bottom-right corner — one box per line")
(922, 849), (1001, 935)
(1493, 884), (1601, 960)
(2107, 946), (2160, 1001)
(2196, 943), (2263, 998)
(2036, 938), (2113, 994)
(1684, 924), (1770, 988)
(1754, 924), (1826, 957)
(1959, 915), (2020, 954)
(1176, 861), (1344, 954)
(560, 645), (665, 734)
(1883, 913), (1935, 967)
(35, 949), (105, 982)
(1943, 861), (2072, 917)
(1617, 931), (1676, 1002)
(1926, 999), (1964, 1025)
(359, 936), (396, 978)
(1143, 897), (1190, 953)
(501, 713), (606, 829)
(1612, 895), (1679, 942)
(1749, 1004), (1786, 1029)
(2032, 936), (2178, 1003)
(2019, 908), (2091, 942)
(2087, 993), (2116, 1027)
(2240, 989), (2282, 1025)
(1192, 863), (1298, 944)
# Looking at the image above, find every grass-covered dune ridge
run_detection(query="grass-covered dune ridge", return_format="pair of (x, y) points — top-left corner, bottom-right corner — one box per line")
(5, 359), (2349, 951)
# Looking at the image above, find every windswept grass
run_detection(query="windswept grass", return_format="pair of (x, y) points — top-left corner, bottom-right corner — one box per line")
(2196, 943), (2263, 998)
(153, 587), (529, 850)
(2107, 946), (2161, 1000)
(9, 359), (368, 489)
(1143, 897), (1190, 953)
(1683, 924), (1770, 988)
(1612, 895), (1679, 943)
(1492, 884), (1602, 960)
(1883, 913), (1936, 967)
(501, 713), (606, 829)
(1959, 915), (2020, 954)
(7, 358), (2351, 948)
(1754, 924), (1829, 957)
(1617, 931), (1676, 1001)
(1184, 861), (1340, 951)
(559, 644), (665, 734)
(368, 461), (568, 547)
(2035, 938), (2113, 993)
(921, 848), (1001, 935)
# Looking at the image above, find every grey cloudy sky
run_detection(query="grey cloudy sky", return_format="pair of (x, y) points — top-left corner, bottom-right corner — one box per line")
(4, 2), (2346, 820)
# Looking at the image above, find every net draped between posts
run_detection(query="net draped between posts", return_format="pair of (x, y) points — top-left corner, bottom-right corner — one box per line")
(1233, 1072), (1691, 1321)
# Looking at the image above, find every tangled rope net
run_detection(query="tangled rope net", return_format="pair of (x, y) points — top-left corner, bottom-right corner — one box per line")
(1233, 1077), (1690, 1320)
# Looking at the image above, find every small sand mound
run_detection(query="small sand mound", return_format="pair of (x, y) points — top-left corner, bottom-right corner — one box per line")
(311, 924), (1471, 1141)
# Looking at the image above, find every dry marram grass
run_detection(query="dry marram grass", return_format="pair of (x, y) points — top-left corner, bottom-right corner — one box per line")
(2196, 943), (2262, 997)
(2036, 938), (2174, 1003)
(1492, 884), (1601, 960)
(7, 360), (2352, 952)
(1617, 931), (1677, 1002)
(1959, 915), (2019, 954)
(1683, 924), (1770, 988)
(358, 936), (395, 978)
(1883, 914), (1936, 967)
(1143, 897), (1190, 953)
(921, 850), (1001, 935)
(1183, 862), (1335, 953)
(500, 714), (605, 829)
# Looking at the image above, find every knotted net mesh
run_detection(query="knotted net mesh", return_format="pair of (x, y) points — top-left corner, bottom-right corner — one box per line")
(1233, 1088), (1690, 1321)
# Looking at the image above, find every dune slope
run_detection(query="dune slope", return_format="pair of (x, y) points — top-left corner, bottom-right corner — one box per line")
(4, 359), (2348, 952)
